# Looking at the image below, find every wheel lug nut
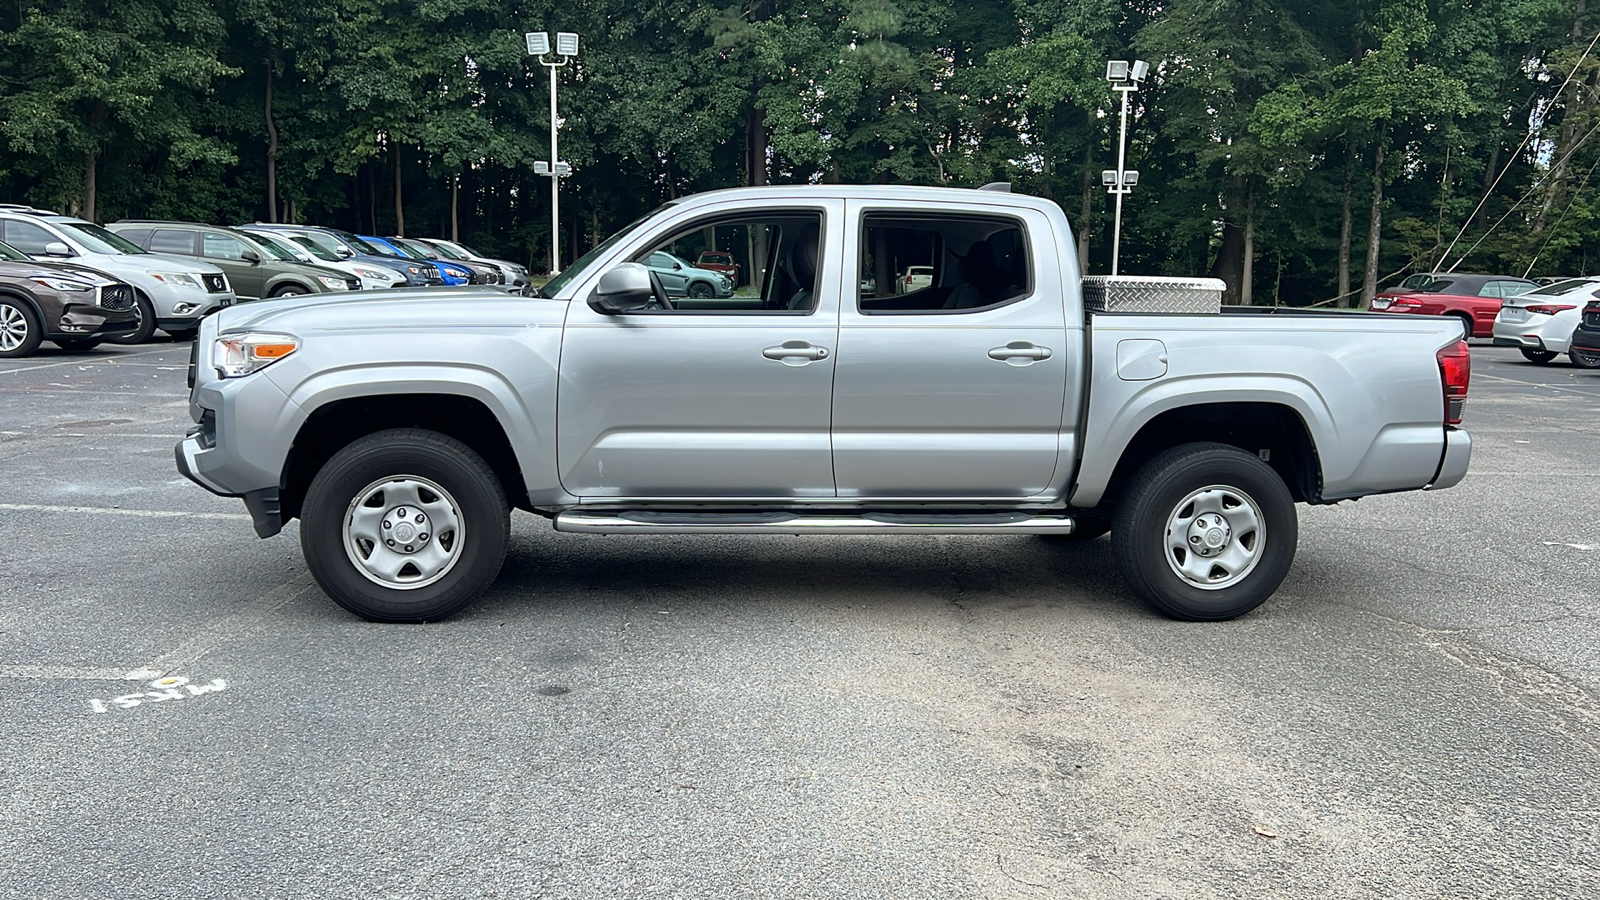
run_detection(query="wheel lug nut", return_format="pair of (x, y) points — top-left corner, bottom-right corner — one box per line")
(419, 533), (428, 541)
(383, 520), (391, 529)
(404, 545), (414, 552)
(386, 539), (396, 547)
(416, 513), (425, 523)
(396, 507), (408, 518)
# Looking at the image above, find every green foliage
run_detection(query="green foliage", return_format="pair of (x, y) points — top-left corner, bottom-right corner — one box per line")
(0, 0), (1596, 295)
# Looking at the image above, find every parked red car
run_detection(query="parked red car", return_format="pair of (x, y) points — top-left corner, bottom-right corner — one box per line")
(695, 250), (741, 283)
(1372, 273), (1539, 338)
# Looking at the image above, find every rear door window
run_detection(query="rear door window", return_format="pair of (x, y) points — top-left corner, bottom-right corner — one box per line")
(150, 229), (199, 255)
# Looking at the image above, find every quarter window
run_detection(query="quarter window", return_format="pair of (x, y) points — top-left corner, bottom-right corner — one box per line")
(150, 229), (198, 255)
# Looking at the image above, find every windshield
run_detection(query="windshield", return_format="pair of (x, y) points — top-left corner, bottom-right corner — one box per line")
(392, 238), (436, 259)
(330, 230), (385, 256)
(0, 240), (28, 261)
(540, 203), (676, 298)
(426, 241), (468, 260)
(1528, 278), (1594, 296)
(252, 231), (321, 262)
(360, 238), (406, 259)
(63, 222), (147, 255)
(236, 230), (299, 261)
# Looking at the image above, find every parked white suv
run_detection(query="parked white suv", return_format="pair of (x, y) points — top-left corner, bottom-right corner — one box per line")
(0, 205), (235, 342)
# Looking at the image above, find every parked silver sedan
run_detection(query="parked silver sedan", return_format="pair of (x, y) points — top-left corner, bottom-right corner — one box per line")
(1492, 277), (1600, 366)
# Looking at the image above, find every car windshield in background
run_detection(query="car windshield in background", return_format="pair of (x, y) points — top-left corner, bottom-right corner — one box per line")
(252, 232), (320, 261)
(63, 222), (147, 255)
(1399, 274), (1435, 290)
(1527, 278), (1594, 295)
(361, 240), (404, 258)
(1421, 280), (1456, 293)
(392, 239), (436, 259)
(241, 232), (298, 261)
(427, 242), (468, 260)
(0, 240), (28, 261)
(331, 231), (384, 255)
(540, 203), (676, 298)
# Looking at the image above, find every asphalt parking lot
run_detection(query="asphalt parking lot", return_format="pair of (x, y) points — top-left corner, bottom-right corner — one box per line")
(1, 337), (1596, 899)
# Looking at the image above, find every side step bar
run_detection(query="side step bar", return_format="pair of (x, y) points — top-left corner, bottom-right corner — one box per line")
(553, 510), (1076, 535)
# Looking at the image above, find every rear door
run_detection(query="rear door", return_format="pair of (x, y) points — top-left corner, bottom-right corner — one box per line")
(830, 200), (1069, 498)
(201, 232), (263, 300)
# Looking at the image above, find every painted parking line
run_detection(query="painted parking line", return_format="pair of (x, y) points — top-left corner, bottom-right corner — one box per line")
(1475, 372), (1600, 397)
(0, 502), (248, 520)
(0, 346), (179, 376)
(0, 573), (315, 682)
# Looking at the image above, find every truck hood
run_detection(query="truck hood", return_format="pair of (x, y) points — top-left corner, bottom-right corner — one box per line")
(212, 287), (571, 335)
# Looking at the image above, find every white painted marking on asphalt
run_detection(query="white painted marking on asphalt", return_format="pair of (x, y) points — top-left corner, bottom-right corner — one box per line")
(0, 346), (177, 376)
(0, 503), (248, 520)
(0, 574), (313, 682)
(1542, 541), (1598, 551)
(132, 573), (315, 677)
(1476, 372), (1600, 396)
(86, 676), (229, 713)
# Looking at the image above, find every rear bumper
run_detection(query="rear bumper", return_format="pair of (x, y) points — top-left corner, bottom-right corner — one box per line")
(1426, 428), (1471, 491)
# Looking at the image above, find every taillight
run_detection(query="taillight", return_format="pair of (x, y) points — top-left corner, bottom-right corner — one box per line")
(1525, 304), (1577, 315)
(1391, 297), (1423, 309)
(1436, 339), (1470, 425)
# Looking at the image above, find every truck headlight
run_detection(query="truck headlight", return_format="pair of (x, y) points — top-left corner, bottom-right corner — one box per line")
(212, 332), (299, 378)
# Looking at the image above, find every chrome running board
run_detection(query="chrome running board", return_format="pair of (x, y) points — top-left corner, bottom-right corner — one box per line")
(553, 510), (1076, 535)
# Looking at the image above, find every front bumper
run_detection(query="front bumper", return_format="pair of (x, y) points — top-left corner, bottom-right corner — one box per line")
(174, 435), (283, 537)
(47, 302), (138, 340)
(1426, 428), (1471, 491)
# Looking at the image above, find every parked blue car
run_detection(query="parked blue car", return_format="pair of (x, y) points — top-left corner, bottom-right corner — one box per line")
(360, 235), (474, 285)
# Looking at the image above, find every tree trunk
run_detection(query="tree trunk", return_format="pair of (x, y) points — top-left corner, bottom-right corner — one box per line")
(82, 150), (97, 222)
(450, 176), (459, 241)
(265, 67), (279, 223)
(393, 147), (405, 237)
(1210, 176), (1247, 304)
(1362, 142), (1385, 307)
(746, 109), (768, 187)
(366, 162), (377, 234)
(1338, 153), (1353, 306)
(1241, 185), (1255, 306)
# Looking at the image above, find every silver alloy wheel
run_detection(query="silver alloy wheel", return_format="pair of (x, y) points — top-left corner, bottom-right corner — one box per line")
(342, 475), (466, 590)
(1164, 483), (1265, 590)
(0, 304), (27, 352)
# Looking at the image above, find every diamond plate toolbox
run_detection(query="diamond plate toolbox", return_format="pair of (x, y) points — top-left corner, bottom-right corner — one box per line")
(1082, 275), (1225, 314)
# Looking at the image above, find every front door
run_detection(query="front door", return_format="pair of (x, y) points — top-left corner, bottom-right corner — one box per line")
(830, 202), (1069, 499)
(201, 232), (263, 300)
(556, 204), (842, 499)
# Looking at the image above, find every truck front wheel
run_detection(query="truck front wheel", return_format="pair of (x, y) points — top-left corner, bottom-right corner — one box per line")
(1112, 443), (1297, 621)
(301, 428), (509, 623)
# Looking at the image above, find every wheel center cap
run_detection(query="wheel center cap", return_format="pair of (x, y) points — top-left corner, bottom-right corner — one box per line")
(394, 522), (417, 542)
(1186, 514), (1232, 555)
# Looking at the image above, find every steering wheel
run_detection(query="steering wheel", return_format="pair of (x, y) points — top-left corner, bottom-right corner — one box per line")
(647, 271), (675, 310)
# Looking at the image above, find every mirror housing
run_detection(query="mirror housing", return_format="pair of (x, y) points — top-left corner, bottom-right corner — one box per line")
(241, 250), (261, 264)
(335, 245), (354, 258)
(43, 241), (73, 258)
(588, 262), (655, 315)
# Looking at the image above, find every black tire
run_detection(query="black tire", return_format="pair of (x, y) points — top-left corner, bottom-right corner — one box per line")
(108, 291), (157, 344)
(687, 281), (714, 299)
(0, 296), (43, 358)
(300, 428), (509, 623)
(163, 327), (198, 341)
(1452, 314), (1475, 340)
(1569, 347), (1600, 369)
(51, 338), (103, 352)
(1520, 347), (1558, 364)
(271, 284), (308, 298)
(1112, 442), (1297, 621)
(1040, 515), (1112, 542)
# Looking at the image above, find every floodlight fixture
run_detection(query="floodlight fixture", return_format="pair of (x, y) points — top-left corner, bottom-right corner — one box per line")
(1102, 170), (1119, 186)
(556, 32), (579, 57)
(1123, 170), (1139, 186)
(1130, 60), (1149, 82)
(525, 32), (549, 56)
(1106, 60), (1130, 82)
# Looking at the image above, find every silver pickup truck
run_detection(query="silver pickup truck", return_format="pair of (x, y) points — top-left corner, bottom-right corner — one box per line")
(175, 185), (1472, 623)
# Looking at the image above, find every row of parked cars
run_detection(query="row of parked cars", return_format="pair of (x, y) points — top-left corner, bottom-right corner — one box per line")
(0, 203), (531, 357)
(1372, 272), (1600, 368)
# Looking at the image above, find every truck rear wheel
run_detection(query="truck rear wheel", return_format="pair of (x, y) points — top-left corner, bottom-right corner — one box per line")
(1112, 443), (1297, 621)
(301, 428), (508, 622)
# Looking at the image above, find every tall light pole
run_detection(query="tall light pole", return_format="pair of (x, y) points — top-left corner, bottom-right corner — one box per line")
(1103, 59), (1147, 276)
(526, 31), (578, 275)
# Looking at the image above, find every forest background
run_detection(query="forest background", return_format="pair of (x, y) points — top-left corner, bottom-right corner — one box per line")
(1, 0), (1597, 306)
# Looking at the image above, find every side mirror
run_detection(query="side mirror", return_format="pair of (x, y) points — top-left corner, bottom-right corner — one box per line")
(588, 262), (655, 315)
(241, 250), (261, 264)
(43, 241), (73, 258)
(672, 262), (682, 270)
(335, 245), (354, 258)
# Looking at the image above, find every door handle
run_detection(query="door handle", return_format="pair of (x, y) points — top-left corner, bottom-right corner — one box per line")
(763, 341), (829, 361)
(988, 342), (1052, 361)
